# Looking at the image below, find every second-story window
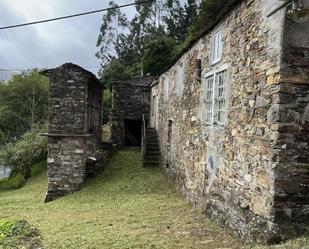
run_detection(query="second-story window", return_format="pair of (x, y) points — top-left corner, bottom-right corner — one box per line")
(211, 29), (222, 64)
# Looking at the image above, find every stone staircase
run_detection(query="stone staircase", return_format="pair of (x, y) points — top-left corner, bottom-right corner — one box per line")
(143, 128), (160, 167)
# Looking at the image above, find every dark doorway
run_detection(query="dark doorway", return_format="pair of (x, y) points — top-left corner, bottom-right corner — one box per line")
(124, 119), (142, 146)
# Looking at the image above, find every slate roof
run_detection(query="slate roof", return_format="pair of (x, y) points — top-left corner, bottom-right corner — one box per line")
(41, 62), (104, 88)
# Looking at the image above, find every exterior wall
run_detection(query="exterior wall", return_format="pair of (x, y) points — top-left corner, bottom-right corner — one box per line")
(43, 64), (103, 202)
(47, 136), (88, 198)
(111, 78), (154, 146)
(272, 15), (309, 224)
(48, 69), (88, 134)
(150, 0), (308, 243)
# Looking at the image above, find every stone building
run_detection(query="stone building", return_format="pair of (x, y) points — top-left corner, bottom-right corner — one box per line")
(111, 77), (154, 146)
(148, 0), (309, 243)
(42, 63), (104, 202)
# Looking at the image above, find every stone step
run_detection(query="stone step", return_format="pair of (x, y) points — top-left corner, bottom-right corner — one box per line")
(146, 151), (160, 156)
(144, 156), (160, 161)
(146, 142), (159, 146)
(146, 131), (157, 135)
(143, 161), (160, 167)
(146, 147), (160, 152)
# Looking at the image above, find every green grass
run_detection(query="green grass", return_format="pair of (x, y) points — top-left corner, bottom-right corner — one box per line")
(0, 148), (308, 248)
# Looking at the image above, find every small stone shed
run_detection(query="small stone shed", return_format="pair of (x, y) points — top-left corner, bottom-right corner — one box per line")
(42, 63), (104, 202)
(111, 77), (155, 146)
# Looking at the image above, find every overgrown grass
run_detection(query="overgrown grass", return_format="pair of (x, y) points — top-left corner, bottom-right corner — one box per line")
(0, 148), (308, 248)
(0, 219), (42, 249)
(0, 160), (46, 191)
(0, 173), (25, 191)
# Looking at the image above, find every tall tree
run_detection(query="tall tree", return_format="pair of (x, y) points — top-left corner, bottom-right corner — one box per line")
(0, 70), (48, 144)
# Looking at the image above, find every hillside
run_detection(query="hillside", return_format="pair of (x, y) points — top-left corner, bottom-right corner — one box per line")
(0, 148), (308, 249)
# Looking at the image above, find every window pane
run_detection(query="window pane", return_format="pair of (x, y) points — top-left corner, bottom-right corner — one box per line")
(205, 76), (214, 124)
(215, 70), (227, 124)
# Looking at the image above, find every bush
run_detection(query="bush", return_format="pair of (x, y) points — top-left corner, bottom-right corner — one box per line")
(0, 123), (47, 179)
(0, 173), (26, 190)
(31, 160), (47, 177)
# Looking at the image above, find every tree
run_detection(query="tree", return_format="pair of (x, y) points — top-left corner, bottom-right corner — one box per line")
(0, 70), (48, 144)
(143, 36), (177, 75)
(96, 0), (128, 65)
(0, 124), (47, 179)
(96, 0), (201, 86)
(188, 0), (226, 39)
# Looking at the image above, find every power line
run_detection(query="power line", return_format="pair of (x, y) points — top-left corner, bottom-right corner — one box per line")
(0, 0), (151, 30)
(0, 66), (101, 72)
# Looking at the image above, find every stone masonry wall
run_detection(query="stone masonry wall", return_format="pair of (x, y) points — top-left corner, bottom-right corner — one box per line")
(272, 15), (309, 226)
(43, 63), (103, 202)
(111, 78), (154, 146)
(48, 67), (88, 134)
(150, 0), (308, 243)
(46, 136), (88, 199)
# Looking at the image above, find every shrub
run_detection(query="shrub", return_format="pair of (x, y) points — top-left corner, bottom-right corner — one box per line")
(0, 173), (26, 191)
(0, 123), (47, 179)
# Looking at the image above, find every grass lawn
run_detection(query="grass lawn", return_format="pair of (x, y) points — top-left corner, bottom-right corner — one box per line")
(0, 148), (308, 249)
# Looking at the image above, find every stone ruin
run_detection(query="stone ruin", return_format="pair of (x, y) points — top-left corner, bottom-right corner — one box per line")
(41, 63), (111, 202)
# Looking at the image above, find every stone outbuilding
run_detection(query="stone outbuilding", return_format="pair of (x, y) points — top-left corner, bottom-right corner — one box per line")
(110, 77), (155, 146)
(148, 0), (309, 243)
(42, 63), (104, 202)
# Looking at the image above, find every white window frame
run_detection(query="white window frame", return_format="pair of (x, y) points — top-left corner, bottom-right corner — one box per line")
(211, 29), (223, 65)
(203, 65), (228, 126)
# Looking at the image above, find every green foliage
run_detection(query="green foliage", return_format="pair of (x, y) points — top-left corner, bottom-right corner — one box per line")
(0, 70), (49, 145)
(143, 36), (177, 75)
(0, 220), (42, 249)
(0, 124), (47, 179)
(0, 173), (26, 191)
(102, 89), (112, 124)
(188, 0), (227, 40)
(96, 1), (199, 86)
(31, 160), (47, 177)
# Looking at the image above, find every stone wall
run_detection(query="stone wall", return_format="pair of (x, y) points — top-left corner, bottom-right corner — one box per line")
(150, 0), (308, 243)
(272, 14), (309, 226)
(42, 63), (104, 202)
(111, 77), (154, 146)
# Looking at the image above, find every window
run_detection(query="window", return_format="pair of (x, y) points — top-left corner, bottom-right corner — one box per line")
(151, 95), (156, 116)
(167, 120), (173, 145)
(204, 69), (227, 126)
(205, 76), (214, 124)
(211, 29), (222, 64)
(215, 71), (226, 124)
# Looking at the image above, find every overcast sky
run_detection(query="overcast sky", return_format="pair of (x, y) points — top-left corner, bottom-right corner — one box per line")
(0, 0), (136, 80)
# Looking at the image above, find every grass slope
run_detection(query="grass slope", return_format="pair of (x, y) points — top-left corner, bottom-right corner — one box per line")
(0, 148), (308, 249)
